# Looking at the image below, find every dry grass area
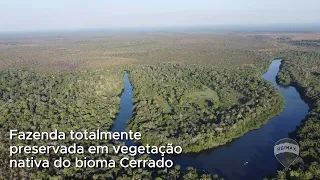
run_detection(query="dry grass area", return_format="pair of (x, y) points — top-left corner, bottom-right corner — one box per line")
(290, 33), (320, 40)
(1, 31), (319, 73)
(0, 32), (284, 73)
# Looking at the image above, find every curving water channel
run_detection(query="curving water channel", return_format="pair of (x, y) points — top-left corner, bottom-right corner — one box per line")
(111, 60), (309, 180)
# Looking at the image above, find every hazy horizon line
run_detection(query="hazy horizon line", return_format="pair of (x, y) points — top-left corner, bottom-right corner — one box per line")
(1, 23), (320, 34)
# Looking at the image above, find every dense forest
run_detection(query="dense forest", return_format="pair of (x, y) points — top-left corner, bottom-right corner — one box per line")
(1, 32), (319, 179)
(0, 33), (277, 179)
(0, 69), (221, 179)
(268, 51), (320, 180)
(127, 63), (284, 152)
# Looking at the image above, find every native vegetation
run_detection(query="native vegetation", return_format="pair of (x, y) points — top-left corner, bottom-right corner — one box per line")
(0, 69), (223, 179)
(277, 37), (320, 48)
(0, 31), (319, 179)
(127, 63), (284, 152)
(267, 51), (320, 180)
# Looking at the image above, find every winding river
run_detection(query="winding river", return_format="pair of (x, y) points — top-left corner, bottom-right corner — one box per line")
(111, 60), (309, 180)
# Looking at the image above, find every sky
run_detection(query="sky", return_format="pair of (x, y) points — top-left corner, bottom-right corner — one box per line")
(0, 0), (320, 32)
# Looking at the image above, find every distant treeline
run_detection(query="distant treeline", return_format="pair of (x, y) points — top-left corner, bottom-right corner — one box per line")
(277, 37), (320, 48)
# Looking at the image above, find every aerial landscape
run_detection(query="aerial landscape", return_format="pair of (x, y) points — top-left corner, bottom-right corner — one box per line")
(0, 0), (319, 180)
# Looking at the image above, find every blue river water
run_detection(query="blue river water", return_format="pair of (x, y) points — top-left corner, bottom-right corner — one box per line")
(111, 60), (309, 180)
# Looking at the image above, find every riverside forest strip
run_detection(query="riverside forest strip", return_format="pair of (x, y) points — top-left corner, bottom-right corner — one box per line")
(0, 69), (219, 179)
(127, 63), (284, 152)
(268, 51), (320, 180)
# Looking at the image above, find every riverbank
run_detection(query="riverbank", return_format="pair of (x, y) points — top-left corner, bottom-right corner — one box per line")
(113, 60), (309, 180)
(270, 51), (320, 180)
